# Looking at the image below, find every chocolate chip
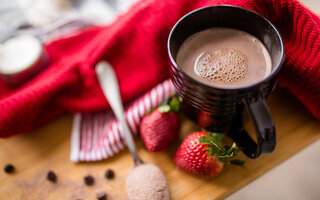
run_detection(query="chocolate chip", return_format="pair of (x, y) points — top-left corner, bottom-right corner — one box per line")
(105, 169), (114, 179)
(96, 192), (107, 200)
(84, 175), (94, 186)
(47, 171), (57, 183)
(4, 164), (15, 174)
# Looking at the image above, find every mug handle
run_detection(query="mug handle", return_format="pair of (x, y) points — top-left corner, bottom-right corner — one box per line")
(228, 91), (276, 158)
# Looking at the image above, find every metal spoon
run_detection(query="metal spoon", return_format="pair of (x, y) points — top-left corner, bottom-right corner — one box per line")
(96, 61), (143, 165)
(96, 61), (169, 200)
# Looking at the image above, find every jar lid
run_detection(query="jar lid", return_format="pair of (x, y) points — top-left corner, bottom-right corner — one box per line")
(0, 35), (42, 75)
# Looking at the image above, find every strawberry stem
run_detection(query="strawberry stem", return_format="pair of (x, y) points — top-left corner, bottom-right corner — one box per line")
(158, 105), (171, 113)
(159, 96), (181, 113)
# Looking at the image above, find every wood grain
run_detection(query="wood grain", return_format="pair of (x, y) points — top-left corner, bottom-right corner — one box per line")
(0, 87), (319, 200)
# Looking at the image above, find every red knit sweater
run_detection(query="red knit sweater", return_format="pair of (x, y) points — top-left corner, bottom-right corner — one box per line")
(0, 0), (319, 137)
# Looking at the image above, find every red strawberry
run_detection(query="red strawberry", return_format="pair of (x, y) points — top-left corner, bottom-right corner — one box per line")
(140, 97), (181, 152)
(174, 132), (244, 178)
(197, 111), (216, 129)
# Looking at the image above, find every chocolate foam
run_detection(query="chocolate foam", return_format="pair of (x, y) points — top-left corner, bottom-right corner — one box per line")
(195, 48), (248, 85)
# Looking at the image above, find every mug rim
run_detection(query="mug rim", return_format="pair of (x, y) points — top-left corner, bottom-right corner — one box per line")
(167, 5), (285, 91)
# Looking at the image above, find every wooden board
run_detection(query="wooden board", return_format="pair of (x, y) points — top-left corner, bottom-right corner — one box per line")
(0, 87), (320, 200)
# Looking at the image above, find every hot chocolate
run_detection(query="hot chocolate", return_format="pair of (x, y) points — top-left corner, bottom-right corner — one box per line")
(176, 28), (272, 88)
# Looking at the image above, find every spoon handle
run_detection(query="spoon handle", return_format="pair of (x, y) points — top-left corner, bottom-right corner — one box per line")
(96, 61), (143, 165)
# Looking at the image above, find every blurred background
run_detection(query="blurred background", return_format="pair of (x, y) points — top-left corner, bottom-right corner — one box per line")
(1, 0), (318, 43)
(0, 0), (138, 42)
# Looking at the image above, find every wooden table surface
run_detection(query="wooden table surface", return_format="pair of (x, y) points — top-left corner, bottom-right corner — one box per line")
(0, 87), (320, 200)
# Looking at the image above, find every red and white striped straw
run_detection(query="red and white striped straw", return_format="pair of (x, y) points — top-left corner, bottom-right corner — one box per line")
(70, 79), (176, 162)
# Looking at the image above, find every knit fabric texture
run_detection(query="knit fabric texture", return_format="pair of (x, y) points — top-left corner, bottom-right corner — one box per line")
(0, 0), (319, 137)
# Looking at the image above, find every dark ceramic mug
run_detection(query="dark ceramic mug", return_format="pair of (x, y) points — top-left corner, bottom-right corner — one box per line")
(168, 5), (285, 158)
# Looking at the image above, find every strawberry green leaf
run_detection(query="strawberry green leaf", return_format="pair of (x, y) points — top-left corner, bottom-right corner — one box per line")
(199, 136), (224, 152)
(224, 143), (237, 155)
(169, 97), (181, 113)
(205, 132), (224, 143)
(158, 105), (170, 113)
(230, 159), (245, 166)
(200, 136), (245, 165)
(205, 146), (220, 156)
(205, 147), (214, 156)
(211, 133), (224, 143)
(218, 143), (238, 161)
(218, 152), (236, 160)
